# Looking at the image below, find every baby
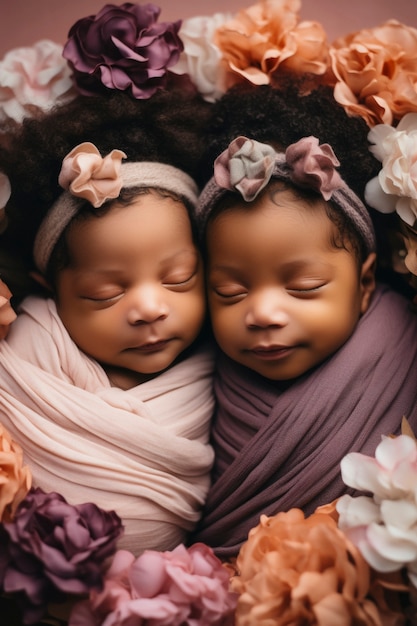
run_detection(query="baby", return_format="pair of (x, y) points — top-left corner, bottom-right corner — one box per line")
(0, 90), (214, 556)
(191, 134), (417, 557)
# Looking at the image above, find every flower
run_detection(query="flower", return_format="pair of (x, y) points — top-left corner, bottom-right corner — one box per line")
(0, 487), (123, 624)
(364, 112), (417, 226)
(337, 434), (417, 587)
(213, 0), (330, 89)
(330, 20), (417, 127)
(69, 543), (238, 626)
(59, 142), (127, 208)
(0, 278), (16, 341)
(63, 2), (184, 99)
(231, 507), (387, 625)
(214, 135), (277, 200)
(0, 423), (31, 523)
(0, 39), (75, 123)
(170, 13), (232, 102)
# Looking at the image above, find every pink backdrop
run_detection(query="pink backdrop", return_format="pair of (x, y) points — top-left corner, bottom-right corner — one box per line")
(1, 0), (416, 58)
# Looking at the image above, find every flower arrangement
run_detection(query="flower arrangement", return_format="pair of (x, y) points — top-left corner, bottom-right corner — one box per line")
(1, 1), (417, 624)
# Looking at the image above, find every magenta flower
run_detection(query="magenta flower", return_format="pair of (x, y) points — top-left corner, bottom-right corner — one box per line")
(69, 543), (237, 626)
(0, 487), (123, 624)
(63, 2), (184, 98)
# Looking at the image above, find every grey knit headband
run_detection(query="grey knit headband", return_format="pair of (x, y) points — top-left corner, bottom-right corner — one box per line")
(196, 135), (376, 255)
(33, 150), (199, 274)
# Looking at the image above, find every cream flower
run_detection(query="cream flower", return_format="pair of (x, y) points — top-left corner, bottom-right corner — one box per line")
(364, 112), (417, 226)
(170, 13), (232, 102)
(0, 40), (76, 122)
(330, 20), (417, 127)
(337, 434), (417, 586)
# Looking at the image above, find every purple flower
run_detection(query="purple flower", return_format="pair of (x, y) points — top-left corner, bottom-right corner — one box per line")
(0, 487), (123, 624)
(63, 2), (184, 98)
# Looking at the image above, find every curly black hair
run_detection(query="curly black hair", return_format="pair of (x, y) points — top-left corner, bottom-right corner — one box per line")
(0, 87), (212, 298)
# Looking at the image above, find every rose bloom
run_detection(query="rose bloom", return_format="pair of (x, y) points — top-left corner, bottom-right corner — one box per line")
(330, 20), (417, 127)
(0, 278), (16, 340)
(337, 434), (417, 587)
(0, 39), (75, 123)
(0, 423), (31, 522)
(63, 2), (184, 98)
(170, 12), (232, 102)
(0, 488), (123, 624)
(69, 543), (237, 626)
(231, 508), (390, 625)
(213, 0), (329, 89)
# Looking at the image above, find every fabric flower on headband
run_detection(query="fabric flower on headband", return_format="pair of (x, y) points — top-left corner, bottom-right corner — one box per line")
(214, 135), (343, 202)
(59, 142), (127, 208)
(63, 3), (184, 98)
(364, 112), (417, 228)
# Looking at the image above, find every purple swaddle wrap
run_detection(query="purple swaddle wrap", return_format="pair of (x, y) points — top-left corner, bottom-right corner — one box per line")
(191, 283), (417, 557)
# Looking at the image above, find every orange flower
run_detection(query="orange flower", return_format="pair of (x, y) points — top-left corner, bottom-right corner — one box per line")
(214, 0), (329, 89)
(0, 422), (31, 522)
(0, 278), (16, 340)
(231, 508), (391, 625)
(330, 20), (417, 127)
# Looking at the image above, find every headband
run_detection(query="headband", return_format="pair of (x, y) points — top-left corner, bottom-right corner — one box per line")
(197, 135), (376, 255)
(33, 142), (199, 274)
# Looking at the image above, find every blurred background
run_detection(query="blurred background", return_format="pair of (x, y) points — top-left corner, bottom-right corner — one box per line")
(1, 0), (416, 58)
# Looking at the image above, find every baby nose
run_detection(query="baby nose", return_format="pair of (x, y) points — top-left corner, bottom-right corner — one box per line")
(127, 285), (169, 324)
(245, 289), (290, 328)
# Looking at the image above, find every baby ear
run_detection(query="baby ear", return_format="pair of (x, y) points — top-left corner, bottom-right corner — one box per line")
(359, 252), (376, 314)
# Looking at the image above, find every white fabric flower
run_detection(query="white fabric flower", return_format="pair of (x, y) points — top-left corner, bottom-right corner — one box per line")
(365, 112), (417, 226)
(0, 39), (75, 122)
(170, 13), (232, 102)
(337, 434), (417, 585)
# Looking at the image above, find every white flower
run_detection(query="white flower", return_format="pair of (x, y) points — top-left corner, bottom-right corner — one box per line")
(365, 112), (417, 226)
(171, 13), (232, 102)
(337, 434), (417, 585)
(0, 39), (76, 123)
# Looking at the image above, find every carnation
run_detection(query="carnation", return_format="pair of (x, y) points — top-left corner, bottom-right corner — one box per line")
(231, 508), (389, 625)
(0, 423), (30, 522)
(69, 543), (237, 626)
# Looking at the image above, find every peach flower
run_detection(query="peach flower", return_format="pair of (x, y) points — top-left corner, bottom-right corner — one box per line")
(330, 20), (417, 127)
(231, 508), (389, 625)
(0, 422), (31, 522)
(214, 0), (329, 89)
(0, 40), (75, 123)
(0, 279), (16, 340)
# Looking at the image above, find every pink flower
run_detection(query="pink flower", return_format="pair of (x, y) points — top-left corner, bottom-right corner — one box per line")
(337, 434), (417, 586)
(58, 142), (127, 208)
(69, 543), (237, 626)
(330, 20), (417, 127)
(63, 3), (184, 99)
(0, 40), (75, 122)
